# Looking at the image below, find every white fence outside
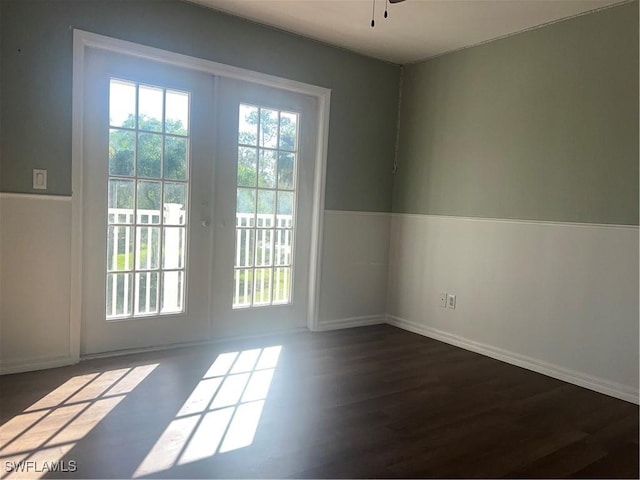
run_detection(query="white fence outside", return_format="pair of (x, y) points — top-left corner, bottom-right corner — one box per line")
(107, 205), (184, 318)
(234, 213), (293, 307)
(107, 209), (293, 315)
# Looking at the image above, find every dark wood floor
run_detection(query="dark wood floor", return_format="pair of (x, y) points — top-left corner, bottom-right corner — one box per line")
(1, 325), (638, 479)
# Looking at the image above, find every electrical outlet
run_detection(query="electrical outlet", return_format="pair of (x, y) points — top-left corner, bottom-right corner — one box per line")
(439, 292), (447, 308)
(447, 294), (456, 309)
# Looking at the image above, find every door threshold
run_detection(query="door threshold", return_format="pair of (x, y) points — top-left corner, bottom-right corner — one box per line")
(80, 326), (309, 361)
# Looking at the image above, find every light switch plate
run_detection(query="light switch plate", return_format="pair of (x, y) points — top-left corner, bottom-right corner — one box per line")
(33, 169), (47, 190)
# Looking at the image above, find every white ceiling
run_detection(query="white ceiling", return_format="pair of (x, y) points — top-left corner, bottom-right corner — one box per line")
(187, 0), (625, 64)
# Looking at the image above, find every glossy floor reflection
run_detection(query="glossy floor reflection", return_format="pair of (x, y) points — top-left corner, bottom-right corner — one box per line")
(0, 325), (637, 479)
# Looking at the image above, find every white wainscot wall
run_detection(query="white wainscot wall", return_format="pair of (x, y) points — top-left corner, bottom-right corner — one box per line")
(317, 211), (390, 330)
(0, 194), (73, 373)
(386, 213), (639, 403)
(4, 199), (638, 406)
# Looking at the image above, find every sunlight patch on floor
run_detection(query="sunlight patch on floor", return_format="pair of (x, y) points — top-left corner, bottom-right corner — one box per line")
(0, 364), (158, 479)
(133, 346), (281, 478)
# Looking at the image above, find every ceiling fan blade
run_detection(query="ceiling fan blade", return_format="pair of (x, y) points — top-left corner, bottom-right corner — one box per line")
(389, 0), (406, 3)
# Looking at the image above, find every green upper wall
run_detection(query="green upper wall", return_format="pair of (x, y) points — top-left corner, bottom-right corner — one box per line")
(0, 0), (400, 212)
(3, 1), (637, 221)
(393, 1), (639, 225)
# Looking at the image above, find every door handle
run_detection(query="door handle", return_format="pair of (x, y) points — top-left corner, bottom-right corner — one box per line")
(201, 219), (211, 227)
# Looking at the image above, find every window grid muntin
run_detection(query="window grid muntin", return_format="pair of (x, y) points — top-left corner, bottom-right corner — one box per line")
(106, 78), (190, 320)
(233, 104), (298, 309)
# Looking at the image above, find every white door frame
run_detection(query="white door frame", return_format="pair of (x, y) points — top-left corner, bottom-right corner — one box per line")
(71, 29), (331, 362)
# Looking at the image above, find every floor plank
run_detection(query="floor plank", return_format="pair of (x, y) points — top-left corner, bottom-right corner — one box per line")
(0, 325), (637, 478)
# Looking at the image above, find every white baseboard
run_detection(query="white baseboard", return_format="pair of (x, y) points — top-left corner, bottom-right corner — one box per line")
(386, 315), (639, 404)
(316, 314), (386, 332)
(0, 355), (75, 375)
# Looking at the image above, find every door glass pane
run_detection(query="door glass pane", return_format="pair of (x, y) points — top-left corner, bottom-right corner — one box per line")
(162, 271), (184, 313)
(136, 227), (160, 270)
(163, 227), (185, 269)
(235, 229), (254, 268)
(109, 80), (136, 128)
(106, 273), (133, 317)
(279, 112), (297, 151)
(138, 85), (163, 132)
(137, 181), (161, 220)
(257, 190), (275, 228)
(164, 183), (187, 225)
(253, 268), (272, 305)
(109, 129), (135, 176)
(277, 191), (294, 228)
(233, 269), (253, 308)
(165, 137), (188, 180)
(255, 229), (273, 267)
(165, 90), (189, 135)
(258, 150), (276, 188)
(259, 109), (278, 148)
(238, 105), (258, 146)
(234, 104), (298, 309)
(107, 226), (134, 271)
(108, 179), (134, 211)
(137, 133), (162, 178)
(237, 188), (256, 216)
(106, 78), (190, 320)
(277, 152), (295, 190)
(274, 229), (292, 266)
(135, 272), (159, 315)
(273, 267), (291, 304)
(238, 147), (257, 187)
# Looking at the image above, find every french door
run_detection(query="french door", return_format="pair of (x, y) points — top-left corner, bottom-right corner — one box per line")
(81, 49), (317, 354)
(81, 49), (215, 354)
(211, 79), (317, 337)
